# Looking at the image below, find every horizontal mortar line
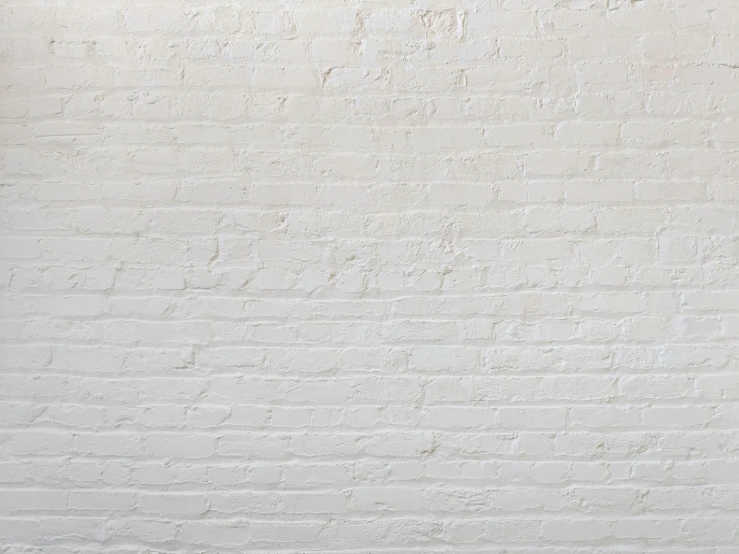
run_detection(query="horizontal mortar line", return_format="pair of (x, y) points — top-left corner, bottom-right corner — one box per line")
(3, 426), (738, 434)
(5, 319), (732, 326)
(2, 199), (730, 206)
(3, 454), (737, 464)
(6, 455), (731, 464)
(27, 548), (739, 554)
(0, 408), (732, 416)
(3, 399), (731, 405)
(8, 145), (739, 153)
(6, 321), (732, 327)
(10, 111), (734, 118)
(11, 178), (735, 184)
(11, 200), (734, 208)
(32, 310), (739, 315)
(3, 295), (737, 301)
(0, 481), (728, 489)
(0, 83), (732, 92)
(3, 468), (735, 477)
(0, 545), (707, 553)
(6, 478), (727, 485)
(0, 403), (734, 409)
(6, 289), (739, 296)
(9, 144), (739, 153)
(0, 394), (614, 402)
(3, 341), (738, 348)
(4, 292), (727, 296)
(4, 312), (738, 319)
(13, 115), (726, 122)
(0, 488), (659, 494)
(12, 232), (728, 238)
(2, 370), (735, 377)
(2, 459), (734, 468)
(2, 400), (737, 406)
(2, 427), (734, 435)
(0, 508), (739, 520)
(2, 510), (736, 520)
(12, 117), (724, 126)
(130, 541), (739, 551)
(14, 195), (735, 200)
(5, 338), (738, 346)
(1, 483), (735, 491)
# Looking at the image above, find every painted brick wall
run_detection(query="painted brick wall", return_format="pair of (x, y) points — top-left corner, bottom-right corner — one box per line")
(1, 0), (739, 551)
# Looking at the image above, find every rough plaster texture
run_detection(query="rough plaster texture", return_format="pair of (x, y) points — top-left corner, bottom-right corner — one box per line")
(1, 0), (739, 552)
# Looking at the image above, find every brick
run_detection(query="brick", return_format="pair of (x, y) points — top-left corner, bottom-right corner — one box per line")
(0, 0), (736, 550)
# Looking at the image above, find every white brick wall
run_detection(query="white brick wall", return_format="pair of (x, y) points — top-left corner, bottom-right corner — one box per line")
(1, 0), (738, 551)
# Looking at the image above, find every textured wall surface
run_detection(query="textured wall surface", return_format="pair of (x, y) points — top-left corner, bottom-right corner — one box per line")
(1, 0), (739, 552)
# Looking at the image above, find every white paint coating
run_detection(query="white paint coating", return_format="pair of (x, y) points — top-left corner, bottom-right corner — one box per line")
(1, 0), (739, 551)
